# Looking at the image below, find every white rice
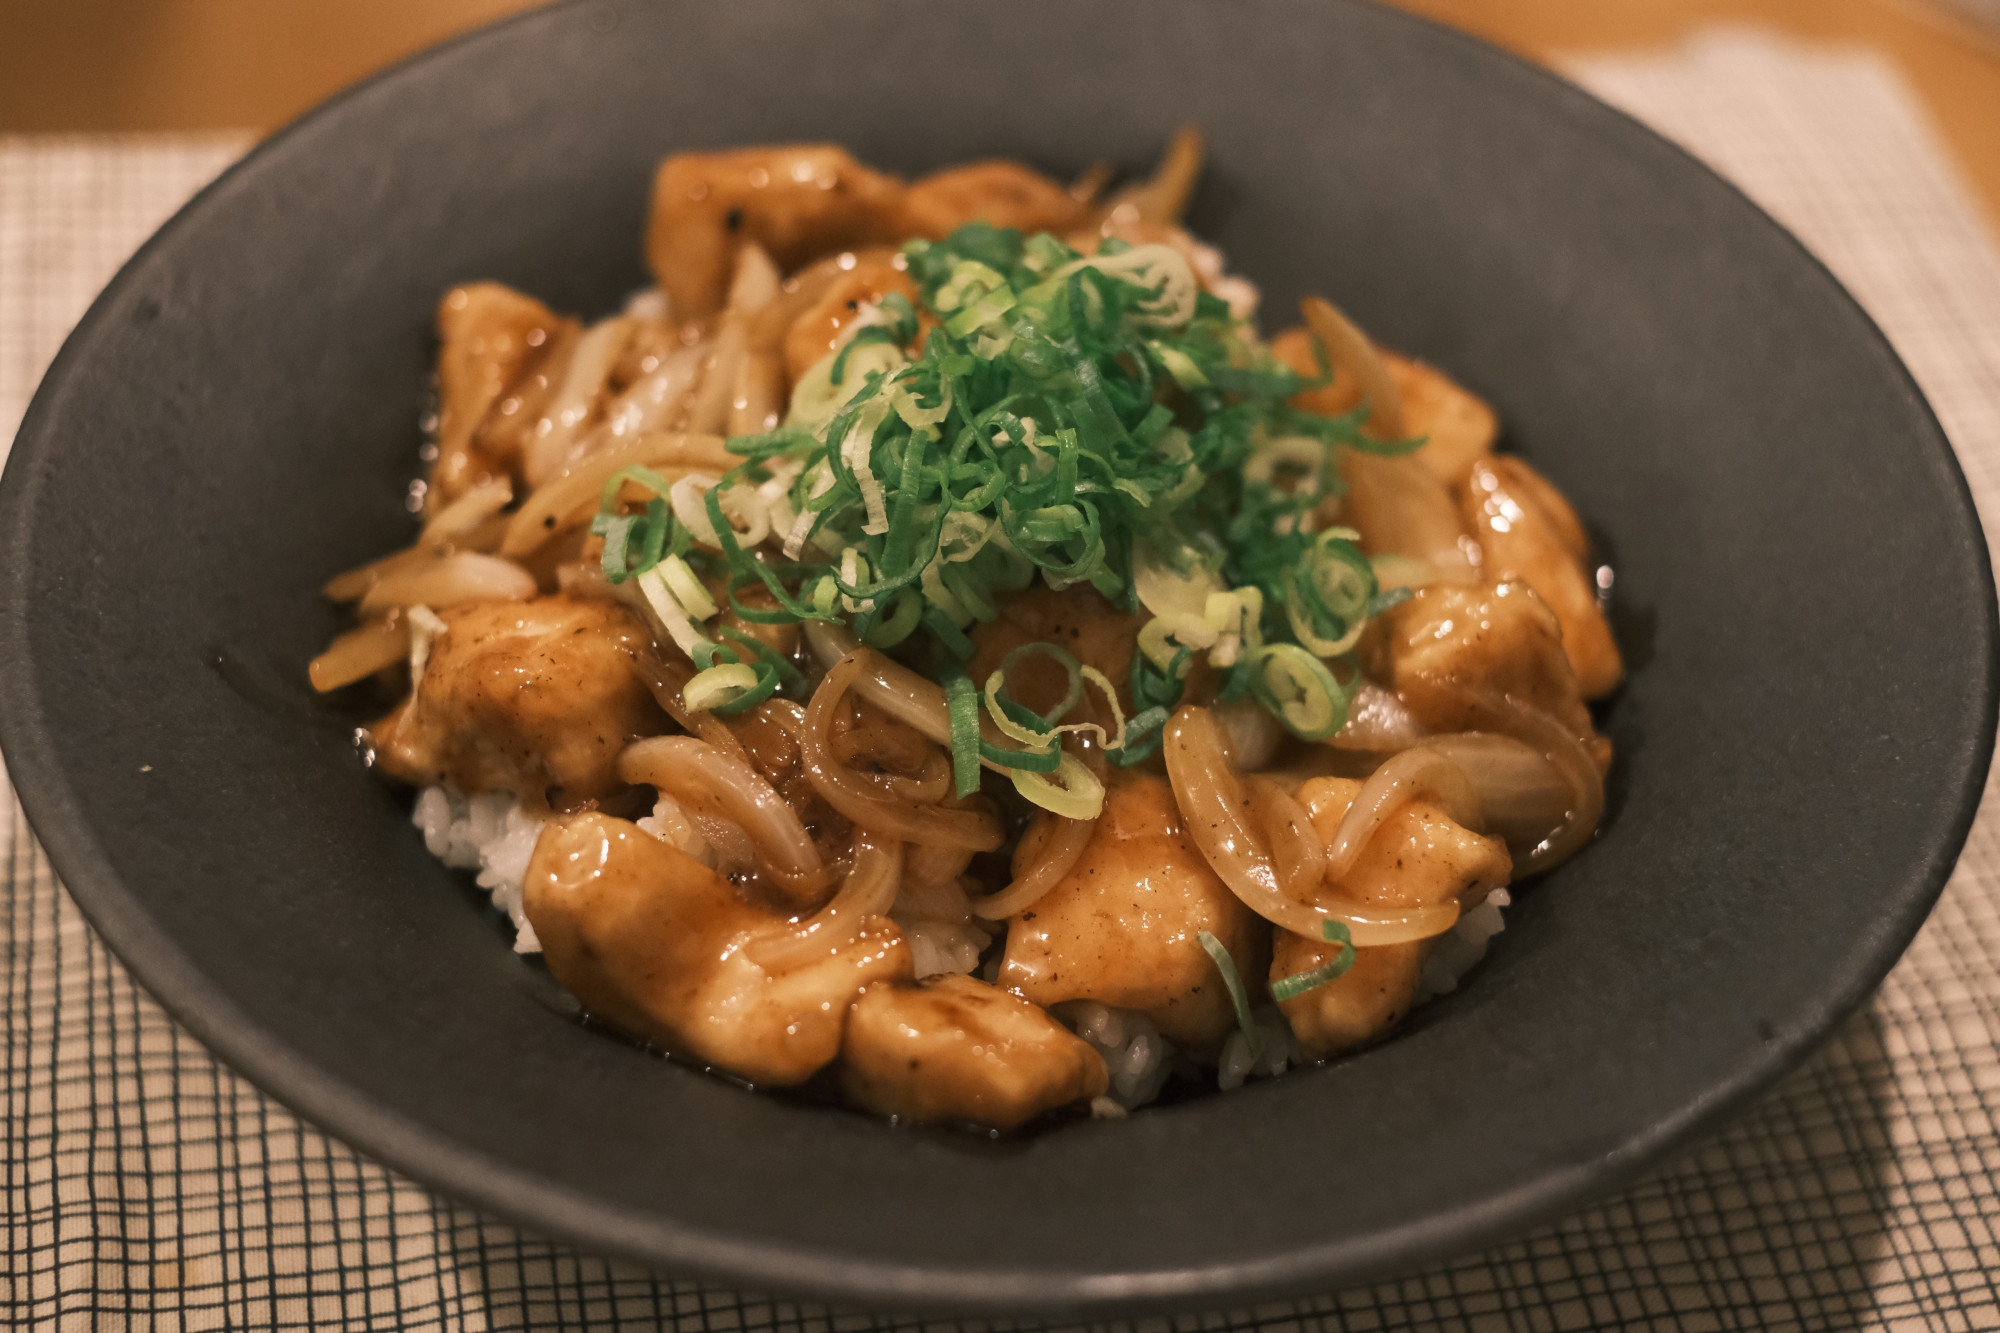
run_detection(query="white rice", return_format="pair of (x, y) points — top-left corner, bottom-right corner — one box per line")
(1217, 1005), (1305, 1091)
(1414, 887), (1511, 1003)
(890, 876), (993, 979)
(1058, 1001), (1175, 1109)
(412, 787), (547, 953)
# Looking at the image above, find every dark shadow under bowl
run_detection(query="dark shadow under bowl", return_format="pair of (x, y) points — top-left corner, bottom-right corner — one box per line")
(1, 0), (1992, 1317)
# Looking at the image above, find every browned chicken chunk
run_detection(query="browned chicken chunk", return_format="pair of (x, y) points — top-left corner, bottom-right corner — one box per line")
(1296, 777), (1512, 917)
(1459, 456), (1623, 699)
(781, 251), (920, 383)
(1272, 937), (1429, 1061)
(524, 813), (912, 1085)
(431, 282), (577, 508)
(1390, 355), (1497, 486)
(840, 974), (1108, 1129)
(901, 160), (1089, 240)
(1274, 776), (1511, 1058)
(647, 146), (906, 322)
(1000, 774), (1263, 1050)
(371, 596), (664, 804)
(1367, 581), (1610, 771)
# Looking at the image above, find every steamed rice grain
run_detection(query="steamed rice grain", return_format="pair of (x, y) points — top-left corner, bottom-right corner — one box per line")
(413, 787), (547, 952)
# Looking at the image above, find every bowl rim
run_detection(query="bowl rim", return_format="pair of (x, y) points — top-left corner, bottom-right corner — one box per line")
(2, 0), (1994, 1315)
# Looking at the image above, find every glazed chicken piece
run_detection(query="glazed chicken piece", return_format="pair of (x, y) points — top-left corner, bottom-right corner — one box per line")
(1392, 356), (1497, 486)
(525, 813), (912, 1085)
(901, 160), (1090, 240)
(781, 250), (921, 384)
(1459, 456), (1623, 699)
(1367, 580), (1611, 772)
(371, 596), (665, 805)
(1298, 777), (1512, 919)
(647, 146), (907, 322)
(840, 974), (1108, 1129)
(999, 774), (1263, 1051)
(1273, 776), (1511, 1058)
(430, 282), (578, 508)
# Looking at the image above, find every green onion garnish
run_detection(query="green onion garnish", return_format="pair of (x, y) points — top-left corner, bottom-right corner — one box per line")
(942, 666), (981, 797)
(1270, 920), (1358, 1002)
(1198, 928), (1262, 1060)
(583, 221), (1425, 816)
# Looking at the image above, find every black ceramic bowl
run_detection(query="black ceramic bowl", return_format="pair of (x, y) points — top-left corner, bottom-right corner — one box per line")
(2, 0), (1992, 1317)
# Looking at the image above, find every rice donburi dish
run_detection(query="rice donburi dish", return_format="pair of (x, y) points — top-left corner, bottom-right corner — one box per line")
(310, 132), (1622, 1131)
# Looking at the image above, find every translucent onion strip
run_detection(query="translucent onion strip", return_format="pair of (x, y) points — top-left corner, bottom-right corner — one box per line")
(801, 621), (1050, 776)
(308, 615), (411, 692)
(357, 552), (536, 614)
(1163, 705), (1456, 947)
(501, 432), (736, 557)
(627, 650), (750, 766)
(800, 654), (1004, 852)
(1323, 746), (1484, 882)
(618, 735), (830, 903)
(744, 830), (902, 972)
(971, 812), (1094, 921)
(1302, 296), (1405, 440)
(1418, 732), (1576, 855)
(520, 316), (637, 485)
(1468, 694), (1606, 877)
(1245, 776), (1327, 899)
(323, 480), (513, 603)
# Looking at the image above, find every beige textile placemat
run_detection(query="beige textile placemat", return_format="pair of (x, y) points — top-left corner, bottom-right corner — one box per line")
(6, 27), (2000, 1333)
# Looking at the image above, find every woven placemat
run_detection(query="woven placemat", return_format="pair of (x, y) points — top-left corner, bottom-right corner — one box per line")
(6, 28), (2000, 1332)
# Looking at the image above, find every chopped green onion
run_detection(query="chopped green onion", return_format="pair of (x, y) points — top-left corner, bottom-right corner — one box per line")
(1270, 921), (1358, 1001)
(1246, 643), (1353, 742)
(942, 666), (981, 797)
(683, 663), (761, 713)
(979, 738), (1063, 772)
(1010, 749), (1103, 818)
(1198, 929), (1262, 1060)
(680, 218), (1414, 748)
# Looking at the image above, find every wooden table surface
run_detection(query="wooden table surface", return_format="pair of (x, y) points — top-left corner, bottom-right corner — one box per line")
(4, 0), (1997, 227)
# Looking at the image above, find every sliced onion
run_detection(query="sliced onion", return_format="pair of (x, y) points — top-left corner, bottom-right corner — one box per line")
(801, 620), (1053, 776)
(323, 543), (435, 603)
(520, 316), (635, 485)
(308, 615), (411, 692)
(618, 735), (829, 904)
(804, 621), (951, 744)
(1465, 694), (1605, 876)
(501, 431), (736, 557)
(1164, 705), (1456, 947)
(420, 476), (514, 546)
(800, 654), (1004, 852)
(323, 483), (513, 603)
(1245, 776), (1326, 898)
(628, 650), (751, 766)
(744, 829), (902, 972)
(1418, 732), (1575, 854)
(357, 552), (535, 614)
(1302, 296), (1405, 440)
(1323, 746), (1483, 882)
(971, 813), (1095, 921)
